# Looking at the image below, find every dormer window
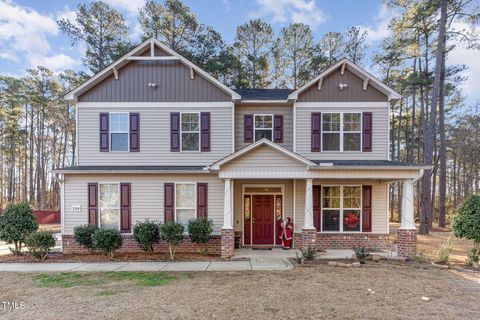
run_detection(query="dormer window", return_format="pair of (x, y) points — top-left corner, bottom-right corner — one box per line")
(254, 114), (273, 141)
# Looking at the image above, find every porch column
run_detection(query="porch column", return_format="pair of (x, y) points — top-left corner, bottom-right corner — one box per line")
(301, 179), (317, 250)
(397, 179), (417, 258)
(221, 178), (234, 258)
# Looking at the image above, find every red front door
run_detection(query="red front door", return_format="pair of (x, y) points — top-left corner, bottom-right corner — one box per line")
(252, 195), (275, 245)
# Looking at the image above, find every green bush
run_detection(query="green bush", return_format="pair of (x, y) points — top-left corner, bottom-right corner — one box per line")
(25, 231), (56, 260)
(302, 246), (317, 260)
(160, 222), (184, 260)
(0, 202), (38, 255)
(353, 247), (370, 263)
(133, 220), (161, 253)
(452, 194), (480, 246)
(73, 225), (99, 253)
(187, 218), (213, 254)
(92, 229), (123, 258)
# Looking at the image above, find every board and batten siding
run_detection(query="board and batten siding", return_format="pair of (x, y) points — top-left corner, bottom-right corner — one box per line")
(77, 103), (233, 166)
(234, 104), (293, 151)
(63, 174), (224, 234)
(294, 180), (388, 233)
(295, 102), (390, 160)
(78, 60), (231, 103)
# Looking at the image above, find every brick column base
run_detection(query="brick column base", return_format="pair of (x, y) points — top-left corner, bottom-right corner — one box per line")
(221, 228), (235, 259)
(301, 228), (317, 251)
(397, 229), (417, 258)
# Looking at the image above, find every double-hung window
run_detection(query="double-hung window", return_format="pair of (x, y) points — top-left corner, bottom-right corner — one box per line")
(99, 183), (120, 229)
(254, 114), (273, 141)
(321, 186), (362, 232)
(181, 113), (200, 151)
(175, 183), (196, 226)
(110, 113), (129, 151)
(322, 113), (361, 151)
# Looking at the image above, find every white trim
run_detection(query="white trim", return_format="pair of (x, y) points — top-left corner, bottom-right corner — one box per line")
(287, 59), (401, 101)
(109, 112), (130, 152)
(293, 103), (297, 152)
(76, 102), (233, 108)
(240, 100), (290, 104)
(232, 103), (235, 153)
(174, 182), (197, 225)
(253, 114), (273, 142)
(75, 105), (79, 165)
(320, 185), (362, 233)
(98, 182), (121, 230)
(179, 112), (200, 152)
(126, 56), (179, 61)
(321, 112), (362, 152)
(292, 179), (296, 245)
(294, 102), (390, 108)
(59, 174), (65, 234)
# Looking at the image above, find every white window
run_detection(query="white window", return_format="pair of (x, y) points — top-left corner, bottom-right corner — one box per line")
(110, 113), (129, 151)
(175, 183), (196, 226)
(181, 113), (200, 151)
(322, 113), (361, 151)
(99, 183), (120, 230)
(254, 114), (273, 141)
(321, 186), (362, 232)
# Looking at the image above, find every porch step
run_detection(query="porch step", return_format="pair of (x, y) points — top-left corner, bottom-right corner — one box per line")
(252, 247), (273, 250)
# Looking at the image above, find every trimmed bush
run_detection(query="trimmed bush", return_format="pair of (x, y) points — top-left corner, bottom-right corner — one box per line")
(133, 220), (161, 253)
(92, 229), (123, 258)
(73, 224), (99, 253)
(353, 247), (370, 263)
(160, 222), (184, 260)
(187, 218), (213, 254)
(302, 246), (317, 260)
(452, 194), (480, 246)
(25, 231), (56, 260)
(0, 202), (38, 255)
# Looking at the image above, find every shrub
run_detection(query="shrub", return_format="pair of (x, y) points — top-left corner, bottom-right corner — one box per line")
(466, 248), (479, 267)
(187, 218), (213, 254)
(73, 225), (99, 253)
(353, 247), (370, 263)
(0, 202), (38, 255)
(25, 231), (56, 261)
(434, 237), (453, 264)
(92, 229), (123, 258)
(452, 194), (480, 246)
(160, 222), (184, 260)
(133, 220), (161, 253)
(302, 246), (317, 260)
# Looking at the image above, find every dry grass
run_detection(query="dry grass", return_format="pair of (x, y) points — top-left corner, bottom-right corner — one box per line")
(0, 266), (479, 319)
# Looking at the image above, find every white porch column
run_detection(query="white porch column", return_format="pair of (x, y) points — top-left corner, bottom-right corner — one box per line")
(400, 179), (416, 230)
(223, 178), (233, 229)
(303, 179), (315, 229)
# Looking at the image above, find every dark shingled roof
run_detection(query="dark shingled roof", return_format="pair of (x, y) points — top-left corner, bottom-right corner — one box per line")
(234, 89), (294, 100)
(311, 160), (425, 167)
(55, 166), (206, 172)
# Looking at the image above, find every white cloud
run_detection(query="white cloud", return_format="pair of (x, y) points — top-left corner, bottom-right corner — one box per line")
(103, 0), (145, 15)
(28, 53), (78, 72)
(358, 4), (397, 44)
(250, 0), (327, 28)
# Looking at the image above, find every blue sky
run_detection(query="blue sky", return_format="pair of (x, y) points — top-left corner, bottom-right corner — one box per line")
(1, 0), (479, 104)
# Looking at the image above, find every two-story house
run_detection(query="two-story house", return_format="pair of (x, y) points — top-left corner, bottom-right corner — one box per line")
(55, 38), (425, 258)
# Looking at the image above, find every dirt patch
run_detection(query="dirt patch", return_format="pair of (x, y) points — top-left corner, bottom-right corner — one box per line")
(1, 265), (479, 319)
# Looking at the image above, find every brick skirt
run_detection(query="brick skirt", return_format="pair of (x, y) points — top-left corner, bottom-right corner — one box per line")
(294, 232), (390, 251)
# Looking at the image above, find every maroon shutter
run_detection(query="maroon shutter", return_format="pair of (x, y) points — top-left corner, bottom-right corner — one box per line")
(274, 115), (283, 143)
(362, 112), (372, 152)
(244, 114), (253, 142)
(164, 183), (175, 222)
(197, 183), (208, 218)
(311, 112), (321, 152)
(99, 113), (109, 152)
(87, 183), (98, 226)
(313, 185), (321, 231)
(120, 183), (131, 233)
(362, 185), (372, 232)
(170, 112), (180, 152)
(200, 112), (211, 152)
(129, 113), (140, 152)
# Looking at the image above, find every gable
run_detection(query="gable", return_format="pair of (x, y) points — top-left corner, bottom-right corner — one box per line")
(297, 66), (388, 102)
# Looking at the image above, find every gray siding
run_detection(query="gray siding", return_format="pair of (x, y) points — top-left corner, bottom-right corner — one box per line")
(295, 103), (389, 160)
(234, 104), (293, 151)
(298, 67), (388, 102)
(77, 103), (233, 166)
(63, 174), (224, 234)
(78, 61), (231, 102)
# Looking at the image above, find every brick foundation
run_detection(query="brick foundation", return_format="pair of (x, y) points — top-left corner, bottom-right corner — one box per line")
(397, 229), (417, 258)
(221, 228), (235, 259)
(62, 234), (221, 255)
(294, 232), (389, 251)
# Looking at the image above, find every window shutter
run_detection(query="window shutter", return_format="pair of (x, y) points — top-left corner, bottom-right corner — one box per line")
(170, 112), (180, 152)
(87, 183), (98, 226)
(120, 183), (131, 233)
(362, 185), (372, 232)
(200, 112), (211, 152)
(311, 112), (321, 152)
(244, 114), (253, 142)
(99, 113), (109, 152)
(164, 183), (175, 222)
(274, 115), (283, 143)
(197, 183), (208, 218)
(129, 113), (140, 152)
(362, 112), (372, 152)
(313, 185), (321, 231)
